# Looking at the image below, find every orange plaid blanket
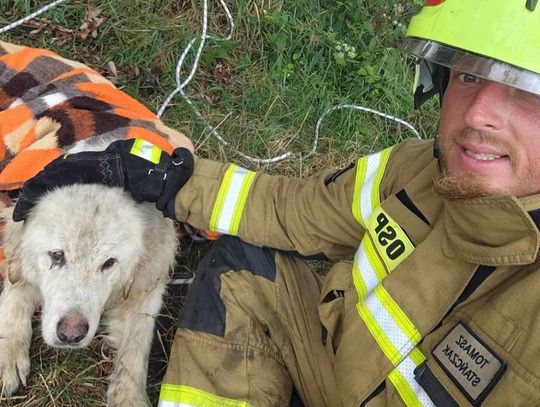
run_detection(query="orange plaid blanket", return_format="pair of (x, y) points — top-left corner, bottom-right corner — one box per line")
(0, 41), (194, 280)
(0, 41), (192, 190)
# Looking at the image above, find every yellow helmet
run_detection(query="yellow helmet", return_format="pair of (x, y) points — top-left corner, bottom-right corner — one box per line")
(402, 0), (540, 107)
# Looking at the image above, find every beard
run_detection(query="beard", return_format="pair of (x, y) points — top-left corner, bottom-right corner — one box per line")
(433, 172), (494, 200)
(434, 128), (530, 199)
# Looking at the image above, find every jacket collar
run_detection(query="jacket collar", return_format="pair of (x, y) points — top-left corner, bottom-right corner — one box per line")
(442, 194), (540, 266)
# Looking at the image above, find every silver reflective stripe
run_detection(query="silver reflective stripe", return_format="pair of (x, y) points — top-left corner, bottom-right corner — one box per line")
(158, 401), (192, 407)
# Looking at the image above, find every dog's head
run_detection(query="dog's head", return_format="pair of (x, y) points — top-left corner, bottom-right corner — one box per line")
(16, 184), (150, 348)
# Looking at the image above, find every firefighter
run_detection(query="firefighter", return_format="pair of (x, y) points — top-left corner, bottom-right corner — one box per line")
(13, 0), (540, 405)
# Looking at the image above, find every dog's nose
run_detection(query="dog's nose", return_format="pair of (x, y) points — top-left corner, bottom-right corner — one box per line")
(56, 310), (89, 344)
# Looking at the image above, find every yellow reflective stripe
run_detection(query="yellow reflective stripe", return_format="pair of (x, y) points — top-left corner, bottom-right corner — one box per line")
(388, 350), (434, 407)
(352, 156), (368, 227)
(130, 138), (162, 164)
(159, 384), (253, 407)
(209, 164), (237, 232)
(352, 259), (368, 299)
(409, 347), (426, 366)
(151, 146), (161, 163)
(352, 147), (394, 228)
(367, 207), (415, 272)
(370, 147), (392, 213)
(209, 164), (256, 235)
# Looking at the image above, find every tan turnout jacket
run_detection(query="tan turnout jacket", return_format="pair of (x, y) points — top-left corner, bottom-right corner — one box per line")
(171, 138), (540, 406)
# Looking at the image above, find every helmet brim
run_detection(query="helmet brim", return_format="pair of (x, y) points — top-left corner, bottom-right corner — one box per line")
(402, 38), (540, 98)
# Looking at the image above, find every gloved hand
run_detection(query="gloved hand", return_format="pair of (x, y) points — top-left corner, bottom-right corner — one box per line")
(12, 138), (194, 222)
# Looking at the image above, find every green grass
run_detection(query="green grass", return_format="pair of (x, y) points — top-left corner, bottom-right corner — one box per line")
(0, 0), (439, 405)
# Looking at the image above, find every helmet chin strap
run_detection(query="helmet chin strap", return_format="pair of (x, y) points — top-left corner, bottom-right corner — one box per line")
(433, 133), (446, 173)
(413, 61), (447, 165)
(413, 60), (450, 109)
(433, 134), (441, 159)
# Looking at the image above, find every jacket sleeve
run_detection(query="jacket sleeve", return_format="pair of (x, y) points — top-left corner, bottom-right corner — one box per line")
(172, 139), (435, 259)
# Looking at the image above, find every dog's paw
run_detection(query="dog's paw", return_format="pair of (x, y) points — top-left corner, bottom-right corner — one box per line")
(0, 339), (30, 397)
(107, 383), (151, 407)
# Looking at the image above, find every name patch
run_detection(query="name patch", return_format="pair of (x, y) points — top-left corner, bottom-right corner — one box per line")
(432, 322), (506, 405)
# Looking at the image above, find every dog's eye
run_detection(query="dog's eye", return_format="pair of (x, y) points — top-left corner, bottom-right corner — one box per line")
(49, 250), (65, 267)
(101, 258), (117, 271)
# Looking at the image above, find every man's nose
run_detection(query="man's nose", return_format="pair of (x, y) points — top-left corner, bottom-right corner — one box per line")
(463, 81), (508, 133)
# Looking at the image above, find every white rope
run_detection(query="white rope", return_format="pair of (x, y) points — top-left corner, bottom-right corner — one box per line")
(312, 104), (421, 160)
(157, 0), (234, 116)
(0, 0), (69, 34)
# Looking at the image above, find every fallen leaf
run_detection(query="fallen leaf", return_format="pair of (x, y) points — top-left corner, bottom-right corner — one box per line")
(107, 61), (118, 77)
(212, 61), (232, 85)
(22, 18), (75, 44)
(127, 66), (141, 79)
(79, 8), (105, 40)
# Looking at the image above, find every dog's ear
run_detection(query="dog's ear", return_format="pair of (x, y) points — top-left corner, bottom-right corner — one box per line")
(7, 254), (22, 284)
(1, 205), (24, 285)
(122, 277), (134, 300)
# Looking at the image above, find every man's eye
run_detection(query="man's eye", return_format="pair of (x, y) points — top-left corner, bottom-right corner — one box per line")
(460, 73), (479, 83)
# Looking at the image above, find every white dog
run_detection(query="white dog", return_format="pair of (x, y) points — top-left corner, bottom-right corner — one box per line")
(0, 183), (177, 406)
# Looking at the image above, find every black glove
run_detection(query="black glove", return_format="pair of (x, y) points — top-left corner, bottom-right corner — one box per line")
(13, 138), (194, 222)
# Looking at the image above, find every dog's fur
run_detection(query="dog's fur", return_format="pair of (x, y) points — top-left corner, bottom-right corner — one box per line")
(0, 184), (177, 406)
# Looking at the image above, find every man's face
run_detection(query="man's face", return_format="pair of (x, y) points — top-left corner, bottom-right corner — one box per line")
(436, 69), (540, 198)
